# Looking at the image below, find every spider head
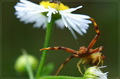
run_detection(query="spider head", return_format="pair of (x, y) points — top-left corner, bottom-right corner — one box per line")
(78, 46), (87, 55)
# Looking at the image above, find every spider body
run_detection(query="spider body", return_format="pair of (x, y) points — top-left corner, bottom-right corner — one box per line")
(77, 46), (105, 65)
(40, 18), (105, 75)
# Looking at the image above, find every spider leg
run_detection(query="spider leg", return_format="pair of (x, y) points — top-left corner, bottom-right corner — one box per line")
(77, 59), (84, 75)
(40, 47), (77, 54)
(96, 46), (103, 66)
(87, 18), (100, 52)
(97, 46), (104, 66)
(90, 46), (103, 54)
(101, 57), (104, 66)
(55, 55), (74, 75)
(83, 65), (86, 71)
(97, 55), (101, 66)
(92, 46), (104, 66)
(93, 53), (101, 66)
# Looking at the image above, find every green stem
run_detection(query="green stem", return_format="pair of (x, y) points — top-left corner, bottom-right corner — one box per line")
(36, 20), (55, 79)
(39, 76), (84, 79)
(22, 49), (34, 79)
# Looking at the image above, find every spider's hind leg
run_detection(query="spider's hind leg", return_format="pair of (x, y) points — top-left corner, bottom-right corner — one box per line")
(55, 55), (74, 75)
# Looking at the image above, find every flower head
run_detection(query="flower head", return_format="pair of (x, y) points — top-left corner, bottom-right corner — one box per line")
(14, 0), (92, 38)
(14, 54), (38, 73)
(84, 66), (108, 79)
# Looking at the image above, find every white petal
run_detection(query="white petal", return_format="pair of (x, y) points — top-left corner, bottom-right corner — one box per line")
(47, 6), (58, 22)
(55, 19), (65, 29)
(59, 11), (91, 38)
(85, 66), (108, 79)
(15, 0), (47, 12)
(69, 13), (91, 19)
(33, 15), (47, 28)
(65, 16), (83, 35)
(65, 13), (91, 23)
(60, 6), (82, 13)
(98, 66), (107, 69)
(61, 14), (77, 39)
(14, 0), (48, 28)
(47, 11), (52, 23)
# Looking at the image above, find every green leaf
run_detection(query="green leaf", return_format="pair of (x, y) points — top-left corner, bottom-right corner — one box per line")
(40, 76), (83, 79)
(41, 63), (55, 76)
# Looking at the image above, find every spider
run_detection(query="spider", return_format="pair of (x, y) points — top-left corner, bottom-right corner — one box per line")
(40, 18), (105, 75)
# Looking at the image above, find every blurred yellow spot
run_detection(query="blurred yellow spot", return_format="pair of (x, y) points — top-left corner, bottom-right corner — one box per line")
(40, 1), (69, 10)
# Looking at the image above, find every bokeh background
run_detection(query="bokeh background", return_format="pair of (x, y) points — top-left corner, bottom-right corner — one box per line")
(1, 0), (119, 79)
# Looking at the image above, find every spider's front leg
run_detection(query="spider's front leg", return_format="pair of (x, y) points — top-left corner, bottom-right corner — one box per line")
(87, 18), (100, 52)
(40, 46), (77, 54)
(77, 59), (84, 75)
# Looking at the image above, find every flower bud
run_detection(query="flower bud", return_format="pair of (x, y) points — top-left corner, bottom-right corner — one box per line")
(14, 55), (38, 73)
(83, 66), (108, 79)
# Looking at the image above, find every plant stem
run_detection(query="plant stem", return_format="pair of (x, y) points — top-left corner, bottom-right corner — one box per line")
(35, 20), (55, 79)
(40, 76), (84, 79)
(22, 49), (34, 79)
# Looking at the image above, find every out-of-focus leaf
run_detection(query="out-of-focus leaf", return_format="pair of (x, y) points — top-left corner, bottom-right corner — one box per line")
(40, 76), (83, 79)
(41, 63), (55, 76)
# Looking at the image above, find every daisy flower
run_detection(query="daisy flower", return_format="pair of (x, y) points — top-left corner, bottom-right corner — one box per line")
(14, 0), (92, 38)
(84, 66), (108, 79)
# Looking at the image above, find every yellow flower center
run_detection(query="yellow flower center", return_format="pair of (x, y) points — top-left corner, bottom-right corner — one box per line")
(40, 1), (69, 10)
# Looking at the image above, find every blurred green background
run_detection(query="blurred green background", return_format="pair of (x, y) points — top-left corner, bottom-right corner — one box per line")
(1, 0), (119, 79)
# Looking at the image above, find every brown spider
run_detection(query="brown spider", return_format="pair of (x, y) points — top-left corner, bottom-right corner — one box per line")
(40, 18), (105, 75)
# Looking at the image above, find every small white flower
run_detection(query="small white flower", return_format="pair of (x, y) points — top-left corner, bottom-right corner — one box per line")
(14, 0), (91, 38)
(84, 66), (108, 79)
